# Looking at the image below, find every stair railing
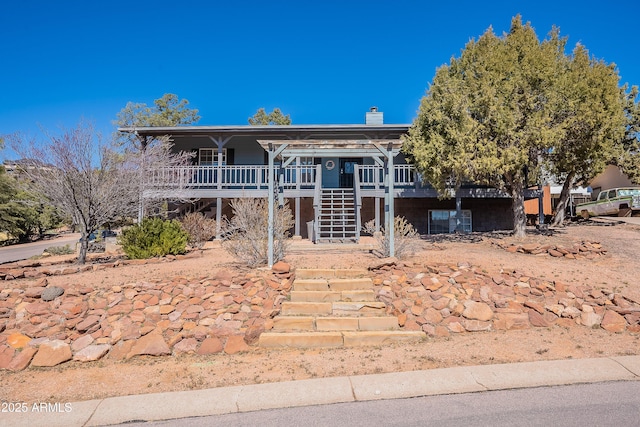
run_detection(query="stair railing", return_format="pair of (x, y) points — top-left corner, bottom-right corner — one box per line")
(312, 164), (322, 243)
(353, 164), (362, 243)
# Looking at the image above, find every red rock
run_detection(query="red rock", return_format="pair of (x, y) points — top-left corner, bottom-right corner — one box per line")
(107, 340), (134, 360)
(126, 333), (171, 358)
(0, 345), (15, 369)
(7, 347), (37, 371)
(224, 335), (250, 354)
(7, 333), (32, 349)
(173, 338), (198, 353)
(197, 337), (224, 355)
(462, 301), (493, 321)
(25, 287), (46, 298)
(244, 325), (264, 345)
(524, 300), (545, 314)
(272, 261), (290, 273)
(528, 309), (554, 327)
(25, 302), (49, 315)
(462, 319), (492, 332)
(73, 344), (110, 362)
(601, 310), (627, 333)
(76, 315), (101, 333)
(31, 340), (72, 367)
(493, 313), (530, 330)
(71, 334), (94, 352)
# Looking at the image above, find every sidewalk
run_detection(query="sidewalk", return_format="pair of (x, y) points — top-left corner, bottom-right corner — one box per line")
(5, 355), (640, 426)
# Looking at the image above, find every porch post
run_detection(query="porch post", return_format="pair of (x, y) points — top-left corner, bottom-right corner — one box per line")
(387, 144), (395, 257)
(267, 143), (288, 267)
(216, 198), (222, 239)
(267, 144), (275, 267)
(375, 197), (380, 231)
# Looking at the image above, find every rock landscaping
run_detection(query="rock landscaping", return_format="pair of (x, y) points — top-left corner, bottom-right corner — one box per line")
(368, 257), (640, 337)
(0, 257), (293, 371)
(1, 246), (639, 372)
(490, 240), (607, 259)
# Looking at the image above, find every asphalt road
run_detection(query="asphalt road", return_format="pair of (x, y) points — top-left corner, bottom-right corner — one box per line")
(0, 233), (80, 264)
(124, 381), (640, 427)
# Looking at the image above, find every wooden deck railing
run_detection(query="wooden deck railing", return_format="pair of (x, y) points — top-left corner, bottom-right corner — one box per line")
(146, 164), (420, 191)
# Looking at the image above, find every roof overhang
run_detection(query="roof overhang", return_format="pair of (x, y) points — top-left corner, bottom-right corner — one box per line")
(117, 124), (410, 138)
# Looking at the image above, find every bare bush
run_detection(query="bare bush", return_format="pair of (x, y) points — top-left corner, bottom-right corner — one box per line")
(363, 216), (420, 259)
(180, 212), (216, 248)
(222, 198), (294, 267)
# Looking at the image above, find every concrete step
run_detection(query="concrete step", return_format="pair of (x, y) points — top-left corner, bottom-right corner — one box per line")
(258, 330), (426, 348)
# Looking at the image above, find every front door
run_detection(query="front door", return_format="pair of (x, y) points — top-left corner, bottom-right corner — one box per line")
(339, 158), (362, 188)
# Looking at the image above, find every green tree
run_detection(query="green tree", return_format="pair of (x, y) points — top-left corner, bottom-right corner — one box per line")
(616, 85), (640, 184)
(547, 45), (628, 225)
(404, 16), (586, 237)
(115, 93), (200, 149)
(0, 165), (28, 240)
(248, 108), (291, 125)
(114, 93), (200, 221)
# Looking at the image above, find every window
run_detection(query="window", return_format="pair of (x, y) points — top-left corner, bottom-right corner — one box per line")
(428, 210), (472, 234)
(199, 148), (226, 166)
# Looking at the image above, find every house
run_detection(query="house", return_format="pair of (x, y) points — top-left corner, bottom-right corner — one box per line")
(119, 108), (519, 244)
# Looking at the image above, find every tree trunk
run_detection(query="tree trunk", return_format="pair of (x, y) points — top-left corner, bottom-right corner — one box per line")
(551, 172), (576, 226)
(510, 178), (527, 239)
(78, 231), (88, 265)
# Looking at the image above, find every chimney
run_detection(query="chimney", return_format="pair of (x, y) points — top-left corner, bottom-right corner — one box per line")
(365, 106), (383, 125)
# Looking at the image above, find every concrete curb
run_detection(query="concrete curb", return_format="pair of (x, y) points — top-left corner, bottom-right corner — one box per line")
(5, 356), (639, 426)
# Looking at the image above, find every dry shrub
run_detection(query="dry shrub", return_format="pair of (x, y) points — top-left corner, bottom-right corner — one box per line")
(180, 212), (216, 248)
(363, 216), (420, 259)
(222, 198), (294, 267)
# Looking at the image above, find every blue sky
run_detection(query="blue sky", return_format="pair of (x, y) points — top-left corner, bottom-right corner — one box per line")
(1, 0), (638, 158)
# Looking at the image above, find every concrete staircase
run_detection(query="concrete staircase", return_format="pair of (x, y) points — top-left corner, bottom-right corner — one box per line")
(259, 269), (426, 348)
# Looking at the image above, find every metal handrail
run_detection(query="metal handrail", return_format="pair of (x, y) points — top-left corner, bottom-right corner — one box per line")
(312, 164), (322, 243)
(353, 164), (362, 243)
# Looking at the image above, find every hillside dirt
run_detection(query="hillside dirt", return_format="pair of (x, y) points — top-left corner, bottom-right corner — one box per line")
(1, 219), (640, 404)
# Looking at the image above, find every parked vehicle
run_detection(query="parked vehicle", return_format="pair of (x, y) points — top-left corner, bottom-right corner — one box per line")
(576, 187), (640, 218)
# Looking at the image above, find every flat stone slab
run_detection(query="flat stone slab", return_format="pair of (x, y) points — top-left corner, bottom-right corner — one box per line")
(328, 278), (373, 290)
(332, 301), (386, 315)
(341, 290), (376, 301)
(292, 279), (329, 291)
(281, 302), (332, 315)
(358, 316), (400, 331)
(295, 269), (338, 279)
(343, 331), (426, 347)
(316, 317), (359, 331)
(259, 332), (343, 348)
(272, 316), (315, 331)
(290, 291), (342, 302)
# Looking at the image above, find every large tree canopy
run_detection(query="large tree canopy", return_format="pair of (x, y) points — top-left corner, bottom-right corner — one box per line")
(403, 15), (628, 236)
(115, 93), (200, 149)
(248, 108), (291, 125)
(114, 93), (199, 220)
(546, 45), (627, 224)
